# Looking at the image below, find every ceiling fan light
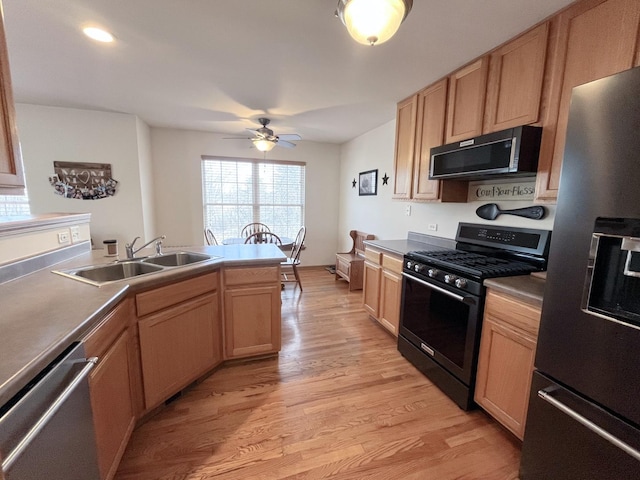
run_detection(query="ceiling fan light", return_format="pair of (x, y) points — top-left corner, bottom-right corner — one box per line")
(337, 0), (412, 46)
(253, 139), (276, 152)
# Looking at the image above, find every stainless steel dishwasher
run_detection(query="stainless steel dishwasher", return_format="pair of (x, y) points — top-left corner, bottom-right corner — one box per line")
(0, 342), (100, 480)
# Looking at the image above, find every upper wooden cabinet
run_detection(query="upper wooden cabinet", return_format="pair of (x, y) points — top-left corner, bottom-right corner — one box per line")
(534, 0), (640, 201)
(445, 57), (489, 143)
(392, 94), (417, 200)
(484, 23), (549, 133)
(0, 4), (25, 193)
(393, 82), (467, 203)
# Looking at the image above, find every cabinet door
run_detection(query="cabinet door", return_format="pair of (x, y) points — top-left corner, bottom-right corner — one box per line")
(445, 57), (489, 143)
(379, 269), (401, 336)
(89, 330), (135, 480)
(535, 0), (640, 201)
(413, 80), (446, 201)
(138, 293), (221, 408)
(392, 94), (418, 199)
(363, 260), (382, 318)
(475, 317), (536, 440)
(484, 23), (549, 133)
(0, 7), (25, 193)
(224, 285), (281, 359)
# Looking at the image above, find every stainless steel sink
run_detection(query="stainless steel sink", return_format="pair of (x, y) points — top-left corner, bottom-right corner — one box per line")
(141, 251), (211, 267)
(52, 251), (214, 286)
(53, 261), (164, 286)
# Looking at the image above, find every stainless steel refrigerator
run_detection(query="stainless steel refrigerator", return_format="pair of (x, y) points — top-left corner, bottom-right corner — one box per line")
(520, 67), (640, 478)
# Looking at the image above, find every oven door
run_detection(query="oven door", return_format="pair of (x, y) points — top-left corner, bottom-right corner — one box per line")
(399, 273), (482, 385)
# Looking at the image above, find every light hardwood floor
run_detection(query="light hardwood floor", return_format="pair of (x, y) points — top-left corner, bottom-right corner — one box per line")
(115, 267), (521, 479)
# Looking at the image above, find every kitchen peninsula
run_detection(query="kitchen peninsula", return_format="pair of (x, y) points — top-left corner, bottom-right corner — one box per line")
(0, 215), (286, 479)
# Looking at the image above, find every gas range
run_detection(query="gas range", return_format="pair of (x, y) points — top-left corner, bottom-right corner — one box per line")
(403, 223), (552, 296)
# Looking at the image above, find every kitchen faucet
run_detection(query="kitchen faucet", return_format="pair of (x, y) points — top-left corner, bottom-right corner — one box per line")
(125, 235), (166, 259)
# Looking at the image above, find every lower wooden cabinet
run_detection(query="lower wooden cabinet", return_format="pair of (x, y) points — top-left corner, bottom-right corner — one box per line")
(84, 299), (136, 480)
(223, 265), (282, 359)
(474, 289), (541, 440)
(138, 292), (220, 408)
(362, 247), (403, 336)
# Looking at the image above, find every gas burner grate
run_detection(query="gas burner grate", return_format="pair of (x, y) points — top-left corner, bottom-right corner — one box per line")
(408, 249), (537, 278)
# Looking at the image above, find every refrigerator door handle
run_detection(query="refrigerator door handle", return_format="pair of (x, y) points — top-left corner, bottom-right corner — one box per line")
(538, 388), (640, 462)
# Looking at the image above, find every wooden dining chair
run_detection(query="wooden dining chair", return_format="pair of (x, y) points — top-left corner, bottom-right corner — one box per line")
(241, 222), (271, 238)
(244, 232), (282, 245)
(281, 226), (306, 291)
(204, 228), (218, 245)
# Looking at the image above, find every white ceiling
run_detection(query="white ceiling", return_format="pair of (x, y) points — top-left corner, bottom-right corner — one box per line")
(2, 0), (574, 145)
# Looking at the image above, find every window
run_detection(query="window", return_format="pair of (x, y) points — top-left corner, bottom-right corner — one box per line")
(0, 191), (30, 216)
(202, 157), (305, 242)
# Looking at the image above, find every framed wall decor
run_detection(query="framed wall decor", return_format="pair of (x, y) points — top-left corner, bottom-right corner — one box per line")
(359, 169), (378, 196)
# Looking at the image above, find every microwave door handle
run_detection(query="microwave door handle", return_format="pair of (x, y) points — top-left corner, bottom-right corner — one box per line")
(402, 273), (476, 305)
(509, 136), (517, 168)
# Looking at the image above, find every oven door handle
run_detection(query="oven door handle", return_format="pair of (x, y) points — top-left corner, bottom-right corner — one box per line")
(402, 272), (476, 305)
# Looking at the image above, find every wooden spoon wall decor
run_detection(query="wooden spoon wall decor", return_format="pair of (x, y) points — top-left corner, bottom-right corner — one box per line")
(476, 203), (546, 220)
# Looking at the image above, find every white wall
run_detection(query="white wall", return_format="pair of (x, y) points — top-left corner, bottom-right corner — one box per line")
(337, 120), (556, 250)
(15, 104), (155, 248)
(150, 128), (341, 266)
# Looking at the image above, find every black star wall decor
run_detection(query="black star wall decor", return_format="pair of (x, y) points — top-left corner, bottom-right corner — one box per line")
(382, 173), (389, 185)
(352, 178), (356, 188)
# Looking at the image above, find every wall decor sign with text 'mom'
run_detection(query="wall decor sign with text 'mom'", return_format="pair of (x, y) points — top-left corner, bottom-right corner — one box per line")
(49, 161), (118, 200)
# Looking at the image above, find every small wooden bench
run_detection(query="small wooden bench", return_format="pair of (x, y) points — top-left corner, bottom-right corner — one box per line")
(335, 230), (375, 291)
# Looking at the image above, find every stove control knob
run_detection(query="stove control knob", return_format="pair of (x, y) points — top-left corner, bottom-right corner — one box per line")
(455, 278), (467, 289)
(414, 264), (425, 273)
(444, 274), (456, 284)
(406, 261), (413, 270)
(427, 268), (439, 278)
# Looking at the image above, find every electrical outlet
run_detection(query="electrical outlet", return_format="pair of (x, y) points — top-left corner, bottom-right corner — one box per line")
(70, 226), (80, 242)
(405, 205), (411, 216)
(57, 231), (70, 244)
(428, 223), (438, 231)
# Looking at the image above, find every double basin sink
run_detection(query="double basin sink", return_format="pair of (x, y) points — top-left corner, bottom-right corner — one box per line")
(53, 252), (215, 287)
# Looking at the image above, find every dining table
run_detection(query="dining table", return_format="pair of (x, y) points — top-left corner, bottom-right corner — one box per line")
(222, 236), (294, 249)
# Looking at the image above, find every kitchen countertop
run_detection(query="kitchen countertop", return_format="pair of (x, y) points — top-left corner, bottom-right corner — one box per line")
(0, 244), (286, 407)
(484, 275), (546, 308)
(364, 231), (456, 256)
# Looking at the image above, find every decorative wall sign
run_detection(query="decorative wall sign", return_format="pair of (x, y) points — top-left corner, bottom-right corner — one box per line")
(468, 180), (535, 201)
(382, 173), (389, 185)
(359, 169), (378, 196)
(50, 162), (118, 200)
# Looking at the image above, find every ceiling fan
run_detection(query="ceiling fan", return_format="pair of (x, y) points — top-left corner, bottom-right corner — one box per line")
(226, 118), (302, 152)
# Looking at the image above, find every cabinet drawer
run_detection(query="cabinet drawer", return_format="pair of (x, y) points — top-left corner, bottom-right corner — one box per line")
(224, 266), (279, 286)
(364, 248), (382, 264)
(136, 272), (218, 317)
(381, 254), (403, 274)
(84, 298), (133, 357)
(485, 290), (541, 337)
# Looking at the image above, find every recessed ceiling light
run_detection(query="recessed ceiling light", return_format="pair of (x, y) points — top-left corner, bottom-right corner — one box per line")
(82, 27), (114, 43)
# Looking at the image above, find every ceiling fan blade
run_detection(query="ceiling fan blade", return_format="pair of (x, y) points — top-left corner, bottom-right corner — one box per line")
(223, 136), (253, 139)
(277, 139), (297, 148)
(246, 128), (266, 139)
(277, 134), (302, 141)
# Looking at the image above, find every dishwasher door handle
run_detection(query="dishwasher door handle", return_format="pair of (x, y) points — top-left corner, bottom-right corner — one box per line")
(2, 356), (98, 472)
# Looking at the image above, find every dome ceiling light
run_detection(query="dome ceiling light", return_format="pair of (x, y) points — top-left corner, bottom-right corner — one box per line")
(335, 0), (413, 46)
(82, 26), (114, 43)
(253, 139), (277, 152)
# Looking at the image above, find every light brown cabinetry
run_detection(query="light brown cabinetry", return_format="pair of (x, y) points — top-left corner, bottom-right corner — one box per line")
(475, 290), (541, 440)
(535, 0), (640, 201)
(136, 272), (221, 409)
(392, 95), (418, 200)
(445, 58), (489, 143)
(484, 23), (549, 133)
(223, 265), (281, 359)
(362, 247), (403, 336)
(393, 82), (467, 203)
(84, 298), (136, 480)
(0, 5), (25, 193)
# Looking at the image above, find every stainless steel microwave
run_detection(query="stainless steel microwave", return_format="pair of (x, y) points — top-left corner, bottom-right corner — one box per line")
(429, 125), (542, 181)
